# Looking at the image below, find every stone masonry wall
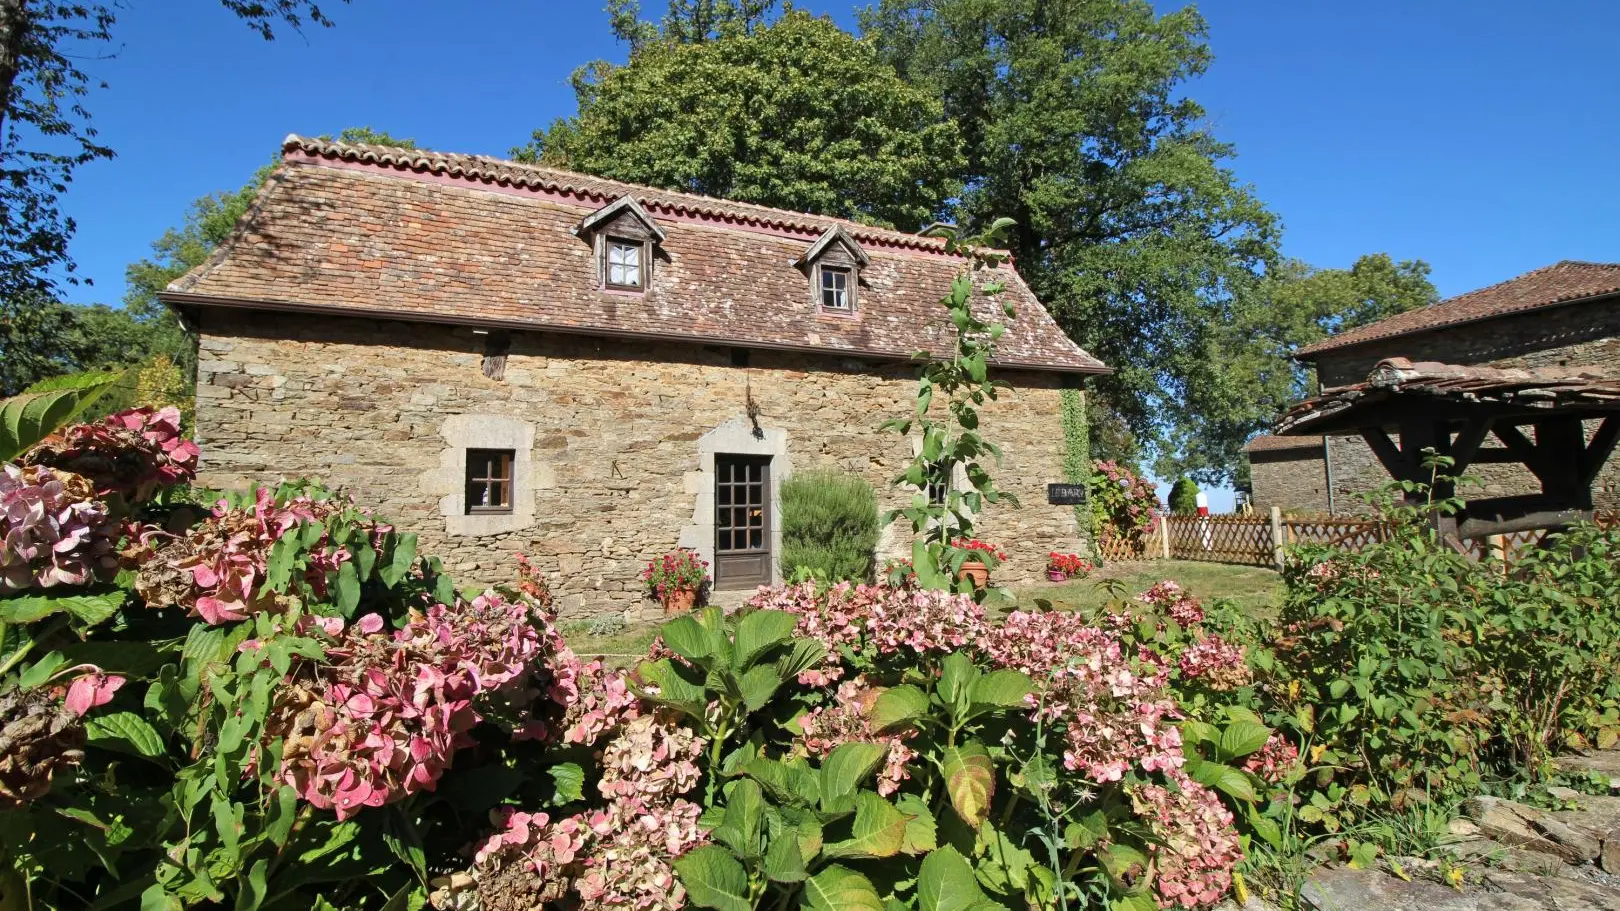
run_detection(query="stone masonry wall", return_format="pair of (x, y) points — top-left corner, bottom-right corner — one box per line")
(192, 309), (1086, 620)
(1312, 298), (1620, 513)
(1248, 447), (1330, 514)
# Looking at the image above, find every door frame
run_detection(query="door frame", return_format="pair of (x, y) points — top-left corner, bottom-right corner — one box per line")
(677, 417), (791, 592)
(713, 454), (774, 590)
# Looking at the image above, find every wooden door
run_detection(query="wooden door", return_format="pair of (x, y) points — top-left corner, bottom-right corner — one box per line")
(715, 455), (772, 590)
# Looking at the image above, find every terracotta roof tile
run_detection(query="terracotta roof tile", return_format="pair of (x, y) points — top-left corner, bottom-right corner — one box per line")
(1296, 261), (1620, 358)
(1276, 358), (1620, 436)
(163, 135), (1104, 373)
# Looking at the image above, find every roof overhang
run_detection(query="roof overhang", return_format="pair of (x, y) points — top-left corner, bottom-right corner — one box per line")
(161, 290), (1113, 377)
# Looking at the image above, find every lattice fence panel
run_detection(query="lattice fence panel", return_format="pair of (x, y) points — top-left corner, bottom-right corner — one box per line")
(1165, 516), (1274, 566)
(1096, 531), (1153, 564)
(1283, 519), (1391, 552)
(1458, 510), (1619, 563)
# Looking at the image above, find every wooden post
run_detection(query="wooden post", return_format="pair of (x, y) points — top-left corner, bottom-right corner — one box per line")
(1270, 507), (1285, 571)
(1487, 533), (1507, 565)
(1160, 515), (1171, 561)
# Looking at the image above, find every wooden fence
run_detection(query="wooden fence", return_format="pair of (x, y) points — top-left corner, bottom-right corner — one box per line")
(1099, 510), (1615, 569)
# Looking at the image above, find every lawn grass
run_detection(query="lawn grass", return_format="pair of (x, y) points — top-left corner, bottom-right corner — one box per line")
(561, 620), (661, 666)
(996, 559), (1284, 619)
(557, 560), (1285, 665)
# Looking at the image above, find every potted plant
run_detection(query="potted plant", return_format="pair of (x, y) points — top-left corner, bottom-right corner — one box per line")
(1045, 551), (1094, 582)
(640, 549), (709, 614)
(951, 538), (1006, 589)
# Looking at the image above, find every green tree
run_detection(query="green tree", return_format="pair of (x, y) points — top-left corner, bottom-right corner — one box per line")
(0, 297), (155, 395)
(606, 0), (775, 49)
(519, 10), (963, 231)
(122, 127), (416, 377)
(0, 0), (343, 313)
(863, 0), (1285, 483)
(1167, 477), (1199, 515)
(1264, 253), (1437, 387)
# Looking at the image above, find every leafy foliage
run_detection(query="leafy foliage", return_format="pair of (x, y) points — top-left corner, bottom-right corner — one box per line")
(1088, 459), (1160, 557)
(0, 0), (346, 315)
(521, 10), (963, 231)
(0, 371), (123, 462)
(1169, 479), (1200, 516)
(883, 222), (1022, 593)
(780, 470), (880, 583)
(1263, 493), (1620, 825)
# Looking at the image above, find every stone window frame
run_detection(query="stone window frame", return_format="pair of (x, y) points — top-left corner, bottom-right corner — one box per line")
(423, 414), (536, 537)
(678, 416), (791, 587)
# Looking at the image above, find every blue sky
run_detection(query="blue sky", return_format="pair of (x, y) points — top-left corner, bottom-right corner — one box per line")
(57, 1), (1620, 505)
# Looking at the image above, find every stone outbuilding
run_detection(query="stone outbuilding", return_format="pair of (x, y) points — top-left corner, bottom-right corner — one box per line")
(1242, 434), (1328, 514)
(162, 135), (1108, 619)
(1252, 261), (1620, 514)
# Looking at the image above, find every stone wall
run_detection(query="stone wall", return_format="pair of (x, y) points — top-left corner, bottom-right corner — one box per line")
(192, 309), (1086, 620)
(1311, 297), (1620, 513)
(1248, 445), (1330, 514)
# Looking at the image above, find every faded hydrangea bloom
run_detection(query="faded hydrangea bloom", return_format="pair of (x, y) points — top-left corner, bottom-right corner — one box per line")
(267, 591), (565, 820)
(0, 463), (117, 590)
(23, 406), (199, 504)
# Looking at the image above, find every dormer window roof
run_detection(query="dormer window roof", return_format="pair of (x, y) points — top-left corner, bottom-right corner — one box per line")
(577, 195), (666, 244)
(794, 225), (869, 269)
(579, 196), (664, 293)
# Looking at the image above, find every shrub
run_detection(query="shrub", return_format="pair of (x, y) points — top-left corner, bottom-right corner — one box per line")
(1263, 491), (1620, 829)
(778, 469), (879, 582)
(1169, 478), (1200, 515)
(1088, 458), (1160, 555)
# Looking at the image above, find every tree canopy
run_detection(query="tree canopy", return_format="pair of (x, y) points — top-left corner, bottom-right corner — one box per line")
(0, 0), (343, 312)
(519, 9), (963, 231)
(1, 128), (412, 399)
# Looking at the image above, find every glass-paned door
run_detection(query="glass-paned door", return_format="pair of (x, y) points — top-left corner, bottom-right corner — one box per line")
(714, 455), (772, 589)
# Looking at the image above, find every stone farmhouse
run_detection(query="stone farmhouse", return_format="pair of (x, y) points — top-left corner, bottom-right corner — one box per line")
(162, 135), (1107, 619)
(1247, 261), (1620, 514)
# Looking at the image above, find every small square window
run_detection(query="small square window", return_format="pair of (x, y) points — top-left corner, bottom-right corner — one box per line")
(926, 468), (950, 506)
(466, 449), (514, 514)
(819, 266), (850, 310)
(606, 238), (643, 289)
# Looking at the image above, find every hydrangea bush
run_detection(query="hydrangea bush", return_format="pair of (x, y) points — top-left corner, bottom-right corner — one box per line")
(0, 407), (1276, 911)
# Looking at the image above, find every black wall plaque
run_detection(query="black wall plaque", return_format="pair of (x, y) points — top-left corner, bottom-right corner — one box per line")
(1047, 483), (1087, 505)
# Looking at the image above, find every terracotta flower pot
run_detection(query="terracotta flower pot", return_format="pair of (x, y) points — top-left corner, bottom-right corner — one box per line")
(662, 588), (698, 615)
(959, 560), (990, 590)
(1046, 569), (1068, 582)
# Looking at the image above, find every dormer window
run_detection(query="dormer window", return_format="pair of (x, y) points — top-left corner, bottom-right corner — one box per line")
(578, 196), (665, 294)
(796, 225), (869, 316)
(606, 238), (644, 289)
(819, 266), (851, 310)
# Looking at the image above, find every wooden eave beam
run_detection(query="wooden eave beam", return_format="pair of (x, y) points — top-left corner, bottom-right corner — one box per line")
(1360, 427), (1416, 481)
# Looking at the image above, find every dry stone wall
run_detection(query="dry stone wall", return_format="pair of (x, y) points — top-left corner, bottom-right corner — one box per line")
(1248, 446), (1330, 514)
(193, 309), (1086, 620)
